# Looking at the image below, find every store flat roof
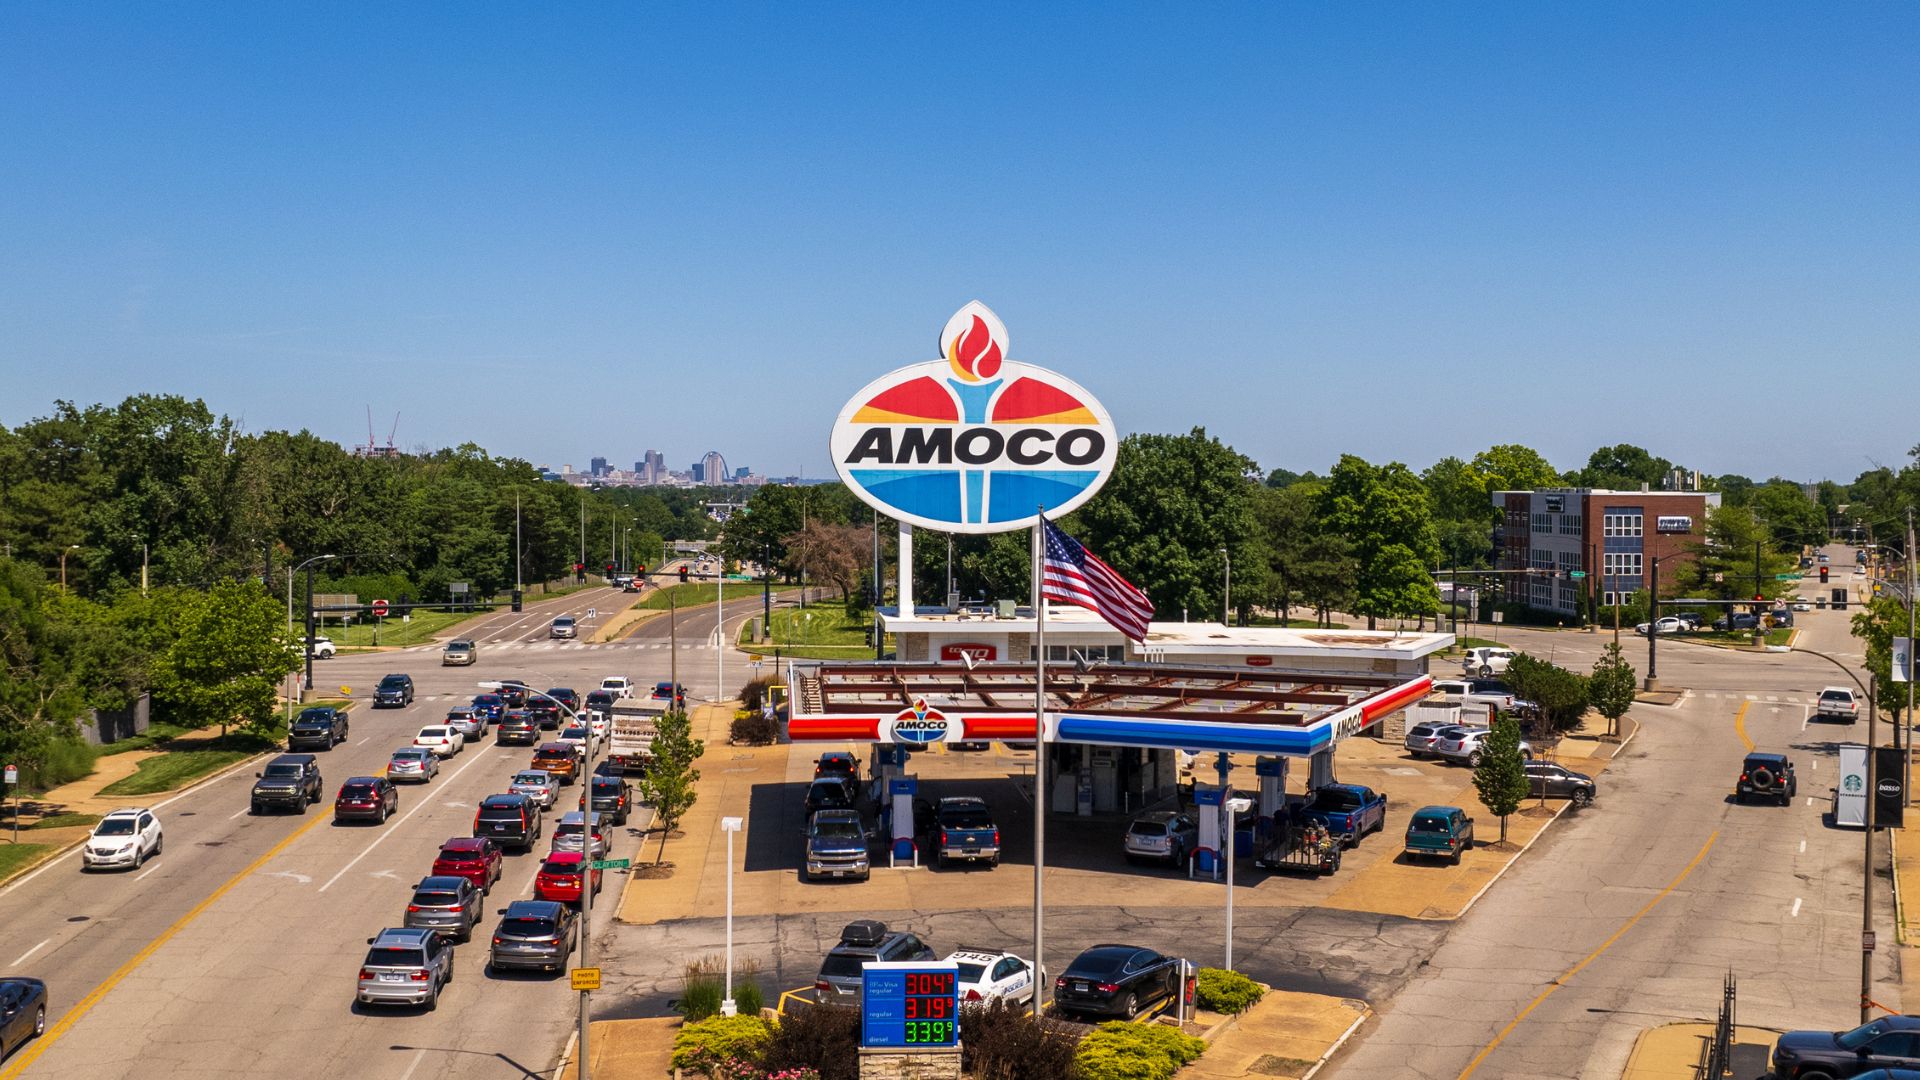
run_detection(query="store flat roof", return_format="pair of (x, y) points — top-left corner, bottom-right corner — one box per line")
(879, 610), (1453, 660)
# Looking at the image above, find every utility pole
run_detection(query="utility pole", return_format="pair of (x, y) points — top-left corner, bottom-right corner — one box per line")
(1906, 507), (1916, 808)
(580, 495), (587, 577)
(872, 508), (883, 661)
(1864, 671), (1879, 1023)
(1645, 556), (1660, 688)
(515, 491), (523, 592)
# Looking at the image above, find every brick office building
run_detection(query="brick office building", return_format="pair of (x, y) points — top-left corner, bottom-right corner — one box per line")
(1492, 488), (1720, 619)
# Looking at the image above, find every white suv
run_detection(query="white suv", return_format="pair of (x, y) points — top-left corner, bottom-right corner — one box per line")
(306, 636), (336, 659)
(83, 808), (163, 871)
(1461, 647), (1516, 676)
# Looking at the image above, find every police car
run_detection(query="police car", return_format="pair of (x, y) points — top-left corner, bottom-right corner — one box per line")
(945, 947), (1034, 1004)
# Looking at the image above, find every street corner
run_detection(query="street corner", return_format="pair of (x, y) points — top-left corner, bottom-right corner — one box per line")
(1618, 1022), (1777, 1080)
(1180, 988), (1369, 1080)
(557, 1016), (681, 1080)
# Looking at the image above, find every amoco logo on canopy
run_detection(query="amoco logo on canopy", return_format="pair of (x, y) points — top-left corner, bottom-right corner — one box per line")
(830, 302), (1117, 533)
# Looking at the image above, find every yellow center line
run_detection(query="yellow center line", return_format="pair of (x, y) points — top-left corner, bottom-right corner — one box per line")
(0, 808), (336, 1079)
(1733, 701), (1754, 753)
(1455, 830), (1719, 1080)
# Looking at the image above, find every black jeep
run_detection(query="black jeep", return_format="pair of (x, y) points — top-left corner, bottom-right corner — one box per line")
(1736, 753), (1796, 805)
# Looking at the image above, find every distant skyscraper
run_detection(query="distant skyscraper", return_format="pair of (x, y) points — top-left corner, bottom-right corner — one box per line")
(734, 466), (750, 480)
(701, 451), (729, 486)
(590, 456), (609, 477)
(690, 461), (704, 483)
(643, 450), (665, 485)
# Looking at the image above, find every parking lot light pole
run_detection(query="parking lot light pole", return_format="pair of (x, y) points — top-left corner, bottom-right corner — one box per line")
(720, 817), (744, 1015)
(1224, 797), (1252, 970)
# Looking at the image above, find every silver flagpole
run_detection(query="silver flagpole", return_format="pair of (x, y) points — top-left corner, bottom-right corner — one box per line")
(1032, 510), (1049, 1010)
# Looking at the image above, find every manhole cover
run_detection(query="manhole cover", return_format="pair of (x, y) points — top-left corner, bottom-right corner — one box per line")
(67, 916), (89, 923)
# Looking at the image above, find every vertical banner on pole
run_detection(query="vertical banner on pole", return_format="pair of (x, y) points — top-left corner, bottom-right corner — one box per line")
(1893, 637), (1912, 684)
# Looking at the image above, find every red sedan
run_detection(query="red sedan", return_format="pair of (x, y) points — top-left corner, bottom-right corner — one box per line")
(533, 851), (602, 905)
(432, 837), (503, 893)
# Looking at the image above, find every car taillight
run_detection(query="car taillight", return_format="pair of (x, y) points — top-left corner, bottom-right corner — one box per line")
(1097, 982), (1119, 994)
(1055, 976), (1067, 989)
(407, 905), (421, 912)
(359, 969), (374, 980)
(409, 970), (429, 981)
(1739, 773), (1748, 782)
(492, 937), (503, 946)
(816, 981), (832, 994)
(940, 830), (949, 845)
(993, 829), (1000, 846)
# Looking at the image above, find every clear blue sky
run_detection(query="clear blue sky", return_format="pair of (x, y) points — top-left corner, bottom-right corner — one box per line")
(3, 4), (1915, 483)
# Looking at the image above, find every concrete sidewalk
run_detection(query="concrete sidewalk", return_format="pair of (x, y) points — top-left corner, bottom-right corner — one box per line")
(1618, 1022), (1777, 1079)
(558, 1017), (679, 1080)
(1179, 990), (1368, 1080)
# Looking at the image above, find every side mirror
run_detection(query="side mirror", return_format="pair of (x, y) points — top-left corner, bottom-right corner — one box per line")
(254, 772), (263, 778)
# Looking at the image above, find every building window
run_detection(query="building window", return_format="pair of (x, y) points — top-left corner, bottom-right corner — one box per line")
(1602, 591), (1618, 606)
(1602, 552), (1643, 578)
(1530, 513), (1552, 534)
(1603, 512), (1644, 537)
(1558, 514), (1583, 535)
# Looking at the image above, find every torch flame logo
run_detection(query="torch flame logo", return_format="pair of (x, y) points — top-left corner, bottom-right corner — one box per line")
(943, 301), (1008, 383)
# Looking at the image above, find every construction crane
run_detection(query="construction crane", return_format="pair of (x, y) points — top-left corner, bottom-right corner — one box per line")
(354, 407), (403, 459)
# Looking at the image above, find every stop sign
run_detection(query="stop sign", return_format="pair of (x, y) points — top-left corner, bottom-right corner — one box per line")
(371, 599), (390, 617)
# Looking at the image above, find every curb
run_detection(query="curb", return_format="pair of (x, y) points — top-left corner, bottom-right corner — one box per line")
(1449, 716), (1639, 921)
(1896, 829), (1909, 946)
(1300, 1003), (1372, 1080)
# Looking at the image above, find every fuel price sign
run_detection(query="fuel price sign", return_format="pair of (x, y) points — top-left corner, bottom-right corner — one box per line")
(860, 961), (959, 1049)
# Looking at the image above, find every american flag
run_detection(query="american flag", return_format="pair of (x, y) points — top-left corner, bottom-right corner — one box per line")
(1041, 521), (1155, 641)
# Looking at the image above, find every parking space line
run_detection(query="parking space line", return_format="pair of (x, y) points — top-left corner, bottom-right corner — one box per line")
(1455, 831), (1719, 1080)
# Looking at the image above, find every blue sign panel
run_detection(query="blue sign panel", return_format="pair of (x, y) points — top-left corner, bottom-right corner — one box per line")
(860, 962), (959, 1049)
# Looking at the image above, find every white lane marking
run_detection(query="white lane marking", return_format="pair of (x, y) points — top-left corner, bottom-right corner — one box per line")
(1768, 695), (1780, 702)
(1807, 797), (1815, 806)
(229, 806), (253, 820)
(1800, 839), (1807, 853)
(11, 938), (51, 965)
(1791, 897), (1802, 917)
(357, 737), (371, 746)
(398, 1047), (429, 1080)
(134, 862), (163, 881)
(318, 746), (501, 893)
(263, 870), (312, 884)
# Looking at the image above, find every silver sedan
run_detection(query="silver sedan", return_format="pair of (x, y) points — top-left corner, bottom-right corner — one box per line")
(387, 748), (441, 783)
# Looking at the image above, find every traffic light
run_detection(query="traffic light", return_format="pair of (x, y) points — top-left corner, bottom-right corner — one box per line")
(679, 565), (689, 583)
(510, 589), (523, 613)
(637, 564), (646, 576)
(1820, 566), (1830, 583)
(605, 563), (614, 574)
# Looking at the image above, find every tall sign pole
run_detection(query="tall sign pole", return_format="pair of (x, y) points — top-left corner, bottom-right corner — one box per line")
(1031, 513), (1049, 1010)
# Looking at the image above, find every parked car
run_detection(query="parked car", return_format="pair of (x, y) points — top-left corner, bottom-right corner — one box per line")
(251, 754), (323, 814)
(473, 794), (542, 852)
(1431, 727), (1534, 768)
(1297, 785), (1388, 846)
(1403, 805), (1474, 864)
(508, 770), (560, 810)
(441, 639), (477, 666)
(532, 743), (581, 785)
(1404, 720), (1465, 759)
(373, 673), (415, 708)
(469, 693), (506, 722)
(487, 900), (577, 974)
(335, 776), (399, 824)
(548, 811), (609, 860)
(946, 947), (1034, 1004)
(497, 711), (541, 746)
(1770, 1015), (1920, 1079)
(533, 851), (602, 905)
(930, 797), (1000, 868)
(403, 875), (483, 942)
(1634, 617), (1686, 636)
(82, 808), (163, 870)
(413, 726), (462, 759)
(815, 752), (861, 784)
(287, 706), (349, 751)
(1461, 646), (1516, 676)
(0, 977), (47, 1058)
(814, 921), (935, 1005)
(1736, 753), (1797, 805)
(431, 837), (503, 893)
(387, 747), (441, 783)
(1674, 612), (1705, 631)
(305, 635), (337, 659)
(1430, 678), (1535, 715)
(587, 774), (633, 825)
(1123, 810), (1198, 866)
(1712, 612), (1761, 631)
(1524, 762), (1596, 806)
(1768, 608), (1794, 628)
(549, 616), (577, 640)
(1816, 686), (1862, 723)
(805, 776), (859, 815)
(599, 676), (634, 700)
(443, 706), (485, 742)
(804, 809), (871, 882)
(356, 927), (453, 1010)
(1053, 944), (1183, 1020)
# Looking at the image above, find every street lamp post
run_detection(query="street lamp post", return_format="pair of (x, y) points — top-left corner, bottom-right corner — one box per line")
(59, 544), (80, 592)
(720, 816), (744, 1015)
(1220, 547), (1232, 626)
(1224, 796), (1252, 970)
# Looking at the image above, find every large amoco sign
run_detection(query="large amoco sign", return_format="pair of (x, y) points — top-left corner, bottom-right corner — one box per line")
(831, 302), (1117, 533)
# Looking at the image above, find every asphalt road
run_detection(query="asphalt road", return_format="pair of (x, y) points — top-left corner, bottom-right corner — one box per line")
(1325, 541), (1898, 1079)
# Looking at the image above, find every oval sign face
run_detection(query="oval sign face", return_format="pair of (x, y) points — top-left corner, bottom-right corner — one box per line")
(831, 302), (1117, 534)
(880, 700), (951, 746)
(1879, 779), (1901, 797)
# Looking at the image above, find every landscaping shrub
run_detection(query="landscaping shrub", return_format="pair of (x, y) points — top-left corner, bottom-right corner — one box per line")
(679, 955), (727, 1021)
(730, 711), (779, 746)
(1194, 968), (1264, 1015)
(761, 1003), (859, 1080)
(737, 676), (776, 712)
(733, 959), (766, 1016)
(670, 1014), (775, 1073)
(22, 738), (98, 791)
(960, 998), (1081, 1080)
(1072, 1021), (1206, 1080)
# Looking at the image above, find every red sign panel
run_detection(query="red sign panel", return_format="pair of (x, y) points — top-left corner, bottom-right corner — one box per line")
(1244, 656), (1273, 667)
(939, 643), (997, 663)
(371, 599), (390, 616)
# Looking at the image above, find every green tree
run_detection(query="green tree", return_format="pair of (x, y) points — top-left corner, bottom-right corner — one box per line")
(1315, 455), (1440, 628)
(1852, 596), (1913, 721)
(152, 580), (297, 737)
(1588, 642), (1637, 739)
(640, 707), (705, 860)
(1748, 480), (1827, 552)
(1470, 444), (1561, 495)
(1504, 654), (1591, 734)
(0, 559), (91, 779)
(1472, 714), (1530, 844)
(1579, 444), (1672, 491)
(1677, 504), (1797, 611)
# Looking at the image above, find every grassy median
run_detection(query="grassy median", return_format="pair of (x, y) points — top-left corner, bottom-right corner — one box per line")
(98, 734), (278, 797)
(0, 843), (56, 881)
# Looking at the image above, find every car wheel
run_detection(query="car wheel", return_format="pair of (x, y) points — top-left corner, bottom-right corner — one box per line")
(1797, 1071), (1837, 1080)
(33, 1004), (45, 1037)
(1122, 993), (1140, 1018)
(154, 834), (163, 856)
(1570, 789), (1593, 809)
(1467, 751), (1483, 768)
(1780, 792), (1792, 807)
(424, 985), (438, 1012)
(250, 802), (262, 816)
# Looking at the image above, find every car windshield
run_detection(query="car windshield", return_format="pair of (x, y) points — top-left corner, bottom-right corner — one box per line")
(393, 750), (427, 761)
(419, 728), (448, 738)
(941, 809), (993, 828)
(1839, 1020), (1892, 1050)
(513, 773), (548, 786)
(955, 962), (987, 983)
(814, 817), (863, 838)
(1310, 790), (1362, 811)
(364, 947), (425, 967)
(95, 818), (137, 836)
(438, 848), (478, 862)
(475, 695), (502, 706)
(297, 710), (332, 723)
(1410, 816), (1452, 833)
(449, 641), (472, 649)
(1068, 953), (1128, 977)
(264, 764), (303, 779)
(1822, 691), (1850, 701)
(379, 677), (406, 688)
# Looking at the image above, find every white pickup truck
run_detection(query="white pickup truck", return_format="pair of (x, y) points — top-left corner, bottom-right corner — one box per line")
(607, 700), (666, 774)
(1815, 686), (1861, 723)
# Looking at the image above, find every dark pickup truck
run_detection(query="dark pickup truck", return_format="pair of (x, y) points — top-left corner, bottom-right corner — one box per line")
(1296, 784), (1388, 847)
(930, 797), (1000, 868)
(804, 809), (871, 882)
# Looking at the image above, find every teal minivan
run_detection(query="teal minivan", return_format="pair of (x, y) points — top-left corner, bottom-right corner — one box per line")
(1404, 805), (1474, 865)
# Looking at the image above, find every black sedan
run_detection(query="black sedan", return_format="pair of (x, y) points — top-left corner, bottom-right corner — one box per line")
(1053, 945), (1182, 1019)
(1523, 762), (1597, 807)
(0, 978), (46, 1058)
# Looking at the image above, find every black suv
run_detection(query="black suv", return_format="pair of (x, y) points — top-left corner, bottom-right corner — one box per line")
(374, 674), (415, 708)
(1737, 753), (1797, 805)
(251, 754), (323, 814)
(496, 711), (541, 746)
(287, 707), (349, 750)
(814, 920), (934, 1005)
(588, 775), (633, 826)
(1771, 1015), (1920, 1078)
(474, 794), (542, 852)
